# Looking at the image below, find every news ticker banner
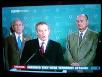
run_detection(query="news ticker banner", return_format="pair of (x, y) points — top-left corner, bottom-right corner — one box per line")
(10, 65), (100, 71)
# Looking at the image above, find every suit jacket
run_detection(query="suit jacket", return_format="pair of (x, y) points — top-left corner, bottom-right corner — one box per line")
(64, 29), (98, 66)
(4, 33), (31, 70)
(20, 39), (64, 66)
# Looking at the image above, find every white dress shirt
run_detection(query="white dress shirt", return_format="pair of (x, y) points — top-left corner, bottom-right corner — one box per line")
(15, 32), (23, 42)
(38, 38), (48, 53)
(79, 28), (88, 39)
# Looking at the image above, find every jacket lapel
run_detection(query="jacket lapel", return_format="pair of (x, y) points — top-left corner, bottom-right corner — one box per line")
(12, 34), (19, 50)
(22, 34), (27, 51)
(73, 33), (79, 49)
(79, 29), (90, 47)
(44, 40), (50, 54)
(73, 33), (79, 61)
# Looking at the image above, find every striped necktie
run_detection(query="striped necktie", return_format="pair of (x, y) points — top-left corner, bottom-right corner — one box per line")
(79, 32), (83, 45)
(40, 42), (44, 56)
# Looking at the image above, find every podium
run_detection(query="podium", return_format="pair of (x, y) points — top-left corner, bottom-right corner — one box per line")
(9, 65), (100, 73)
(10, 68), (67, 73)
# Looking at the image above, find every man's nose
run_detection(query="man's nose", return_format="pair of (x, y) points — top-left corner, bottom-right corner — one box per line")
(78, 22), (81, 25)
(42, 31), (45, 35)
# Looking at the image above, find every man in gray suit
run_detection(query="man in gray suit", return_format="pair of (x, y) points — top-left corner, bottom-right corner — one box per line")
(64, 14), (98, 72)
(4, 19), (31, 70)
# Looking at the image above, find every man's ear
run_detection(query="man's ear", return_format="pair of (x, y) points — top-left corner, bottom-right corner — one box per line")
(36, 31), (38, 36)
(22, 25), (24, 30)
(11, 25), (14, 31)
(87, 20), (89, 26)
(49, 29), (50, 34)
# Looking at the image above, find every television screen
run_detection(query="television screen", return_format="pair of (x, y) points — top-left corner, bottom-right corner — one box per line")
(1, 1), (101, 76)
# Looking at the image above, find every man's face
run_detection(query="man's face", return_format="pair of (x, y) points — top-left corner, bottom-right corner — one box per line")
(12, 20), (24, 34)
(37, 24), (50, 41)
(76, 15), (88, 31)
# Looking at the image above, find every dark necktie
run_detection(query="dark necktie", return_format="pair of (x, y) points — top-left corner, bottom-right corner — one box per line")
(17, 35), (22, 49)
(40, 42), (44, 56)
(79, 32), (83, 45)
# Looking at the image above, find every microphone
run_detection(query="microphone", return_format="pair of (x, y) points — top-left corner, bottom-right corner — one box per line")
(24, 50), (38, 65)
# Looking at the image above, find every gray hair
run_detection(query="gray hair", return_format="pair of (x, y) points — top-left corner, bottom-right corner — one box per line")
(11, 18), (23, 26)
(77, 14), (88, 20)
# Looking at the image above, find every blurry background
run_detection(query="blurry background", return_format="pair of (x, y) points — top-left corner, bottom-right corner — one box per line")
(2, 4), (101, 49)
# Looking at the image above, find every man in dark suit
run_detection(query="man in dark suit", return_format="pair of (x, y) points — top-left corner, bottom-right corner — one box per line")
(4, 19), (31, 70)
(20, 22), (64, 66)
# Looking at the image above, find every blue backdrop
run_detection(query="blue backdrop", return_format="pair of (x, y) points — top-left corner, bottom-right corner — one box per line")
(2, 4), (101, 48)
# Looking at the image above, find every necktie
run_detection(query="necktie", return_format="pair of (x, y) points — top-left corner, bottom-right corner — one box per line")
(40, 42), (44, 56)
(79, 32), (83, 45)
(17, 35), (22, 49)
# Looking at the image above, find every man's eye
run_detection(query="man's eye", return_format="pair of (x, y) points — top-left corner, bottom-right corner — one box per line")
(45, 30), (47, 31)
(80, 20), (83, 23)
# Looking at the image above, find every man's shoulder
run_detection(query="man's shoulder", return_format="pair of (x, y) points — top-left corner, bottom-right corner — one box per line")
(23, 34), (32, 41)
(89, 29), (98, 33)
(25, 39), (37, 43)
(88, 29), (99, 36)
(68, 32), (78, 37)
(4, 34), (14, 41)
(49, 40), (61, 46)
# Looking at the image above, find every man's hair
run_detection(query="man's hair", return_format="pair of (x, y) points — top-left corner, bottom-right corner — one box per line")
(11, 18), (23, 27)
(35, 21), (48, 30)
(10, 18), (23, 33)
(77, 14), (88, 20)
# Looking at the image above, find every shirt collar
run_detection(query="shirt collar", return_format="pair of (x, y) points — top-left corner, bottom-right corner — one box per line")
(38, 38), (48, 47)
(79, 27), (88, 38)
(15, 32), (23, 41)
